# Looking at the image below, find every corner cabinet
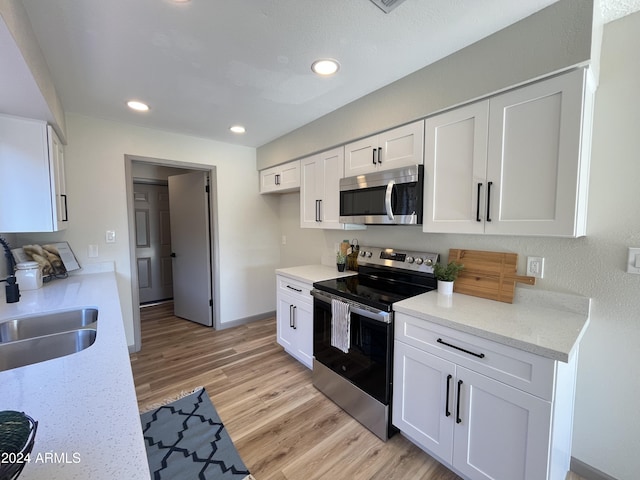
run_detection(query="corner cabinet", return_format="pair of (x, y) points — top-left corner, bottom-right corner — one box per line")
(393, 312), (578, 480)
(300, 147), (365, 230)
(259, 160), (300, 194)
(344, 120), (424, 177)
(423, 68), (594, 237)
(0, 115), (68, 232)
(276, 274), (313, 369)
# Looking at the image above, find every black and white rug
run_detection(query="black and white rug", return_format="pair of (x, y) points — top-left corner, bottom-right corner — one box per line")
(140, 388), (254, 480)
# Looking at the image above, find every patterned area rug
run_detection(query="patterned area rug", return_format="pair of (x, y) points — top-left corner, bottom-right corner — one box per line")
(140, 388), (254, 480)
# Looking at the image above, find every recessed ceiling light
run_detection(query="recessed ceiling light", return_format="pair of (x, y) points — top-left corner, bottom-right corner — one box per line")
(127, 100), (150, 112)
(311, 59), (340, 76)
(230, 125), (246, 134)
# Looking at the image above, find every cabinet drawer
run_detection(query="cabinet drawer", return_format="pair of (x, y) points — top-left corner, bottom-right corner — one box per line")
(395, 312), (555, 400)
(277, 275), (312, 304)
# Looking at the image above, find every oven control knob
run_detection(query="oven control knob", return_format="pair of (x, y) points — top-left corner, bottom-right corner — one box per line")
(359, 250), (366, 257)
(415, 257), (424, 265)
(424, 258), (434, 266)
(365, 251), (373, 258)
(406, 256), (415, 264)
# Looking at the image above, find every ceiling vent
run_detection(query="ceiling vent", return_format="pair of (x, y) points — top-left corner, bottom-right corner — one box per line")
(369, 0), (408, 13)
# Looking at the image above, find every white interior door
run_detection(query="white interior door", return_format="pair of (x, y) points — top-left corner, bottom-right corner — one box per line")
(168, 171), (213, 326)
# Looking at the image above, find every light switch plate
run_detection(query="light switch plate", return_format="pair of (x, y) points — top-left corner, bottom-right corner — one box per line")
(106, 230), (116, 243)
(627, 248), (640, 274)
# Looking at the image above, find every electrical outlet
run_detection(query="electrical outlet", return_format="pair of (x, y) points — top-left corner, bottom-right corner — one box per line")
(627, 247), (640, 274)
(88, 244), (99, 258)
(282, 235), (287, 245)
(526, 256), (544, 279)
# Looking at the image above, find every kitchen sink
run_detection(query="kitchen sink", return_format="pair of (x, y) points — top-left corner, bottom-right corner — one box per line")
(0, 308), (98, 343)
(0, 328), (97, 372)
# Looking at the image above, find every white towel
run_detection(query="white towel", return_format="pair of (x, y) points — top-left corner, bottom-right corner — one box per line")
(331, 298), (351, 354)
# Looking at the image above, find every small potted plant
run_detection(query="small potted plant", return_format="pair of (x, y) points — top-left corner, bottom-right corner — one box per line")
(433, 261), (464, 295)
(336, 252), (347, 272)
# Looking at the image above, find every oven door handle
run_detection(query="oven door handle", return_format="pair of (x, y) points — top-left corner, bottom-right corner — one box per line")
(384, 180), (395, 221)
(311, 289), (391, 324)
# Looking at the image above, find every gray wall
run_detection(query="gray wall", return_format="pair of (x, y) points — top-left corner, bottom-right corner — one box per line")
(257, 0), (594, 169)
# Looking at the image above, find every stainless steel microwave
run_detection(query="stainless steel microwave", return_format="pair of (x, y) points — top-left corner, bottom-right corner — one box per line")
(339, 165), (423, 225)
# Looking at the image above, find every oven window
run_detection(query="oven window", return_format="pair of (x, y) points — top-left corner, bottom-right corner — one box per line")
(313, 299), (392, 404)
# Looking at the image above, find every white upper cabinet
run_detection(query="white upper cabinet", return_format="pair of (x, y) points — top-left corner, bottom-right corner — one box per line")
(423, 68), (593, 237)
(423, 101), (489, 234)
(344, 120), (424, 177)
(259, 159), (300, 194)
(0, 115), (68, 232)
(300, 147), (363, 230)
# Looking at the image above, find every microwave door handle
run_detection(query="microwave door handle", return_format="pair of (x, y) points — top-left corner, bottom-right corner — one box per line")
(385, 180), (395, 221)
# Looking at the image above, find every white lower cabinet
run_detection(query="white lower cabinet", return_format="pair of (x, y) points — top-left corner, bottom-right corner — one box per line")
(276, 275), (313, 368)
(393, 312), (576, 480)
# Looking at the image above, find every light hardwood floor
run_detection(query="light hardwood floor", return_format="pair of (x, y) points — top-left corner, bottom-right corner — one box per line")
(130, 303), (585, 480)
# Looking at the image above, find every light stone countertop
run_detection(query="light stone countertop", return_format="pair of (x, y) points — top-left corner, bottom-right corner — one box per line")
(393, 289), (591, 362)
(275, 264), (357, 284)
(0, 267), (150, 480)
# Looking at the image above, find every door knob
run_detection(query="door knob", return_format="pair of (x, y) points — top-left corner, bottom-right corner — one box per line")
(170, 252), (176, 258)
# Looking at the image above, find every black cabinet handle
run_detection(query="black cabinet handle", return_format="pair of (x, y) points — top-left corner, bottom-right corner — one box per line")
(275, 174), (281, 185)
(456, 380), (463, 424)
(377, 147), (382, 164)
(286, 285), (302, 293)
(372, 148), (377, 165)
(289, 304), (294, 328)
(437, 338), (485, 359)
(486, 181), (493, 222)
(476, 183), (482, 222)
(315, 199), (320, 222)
(445, 374), (452, 417)
(292, 305), (297, 329)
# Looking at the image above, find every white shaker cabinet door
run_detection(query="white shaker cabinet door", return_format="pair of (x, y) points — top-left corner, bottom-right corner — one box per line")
(485, 68), (591, 236)
(377, 120), (425, 172)
(453, 366), (552, 480)
(392, 341), (455, 463)
(423, 101), (489, 234)
(344, 135), (379, 177)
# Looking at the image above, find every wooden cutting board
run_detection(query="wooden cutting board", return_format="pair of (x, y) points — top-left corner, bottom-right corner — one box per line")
(448, 249), (535, 303)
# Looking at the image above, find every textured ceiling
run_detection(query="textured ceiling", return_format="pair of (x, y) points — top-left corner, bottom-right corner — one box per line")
(15, 0), (640, 148)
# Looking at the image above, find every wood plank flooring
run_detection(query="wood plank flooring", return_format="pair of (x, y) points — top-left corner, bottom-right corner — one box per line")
(130, 303), (584, 480)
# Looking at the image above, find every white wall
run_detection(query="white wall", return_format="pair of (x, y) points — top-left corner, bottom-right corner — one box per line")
(16, 113), (282, 346)
(275, 12), (640, 480)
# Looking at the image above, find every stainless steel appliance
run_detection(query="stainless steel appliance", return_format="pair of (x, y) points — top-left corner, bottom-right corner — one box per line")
(311, 246), (438, 440)
(339, 165), (423, 225)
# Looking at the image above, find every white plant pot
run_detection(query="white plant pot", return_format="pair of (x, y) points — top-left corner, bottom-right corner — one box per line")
(437, 280), (454, 295)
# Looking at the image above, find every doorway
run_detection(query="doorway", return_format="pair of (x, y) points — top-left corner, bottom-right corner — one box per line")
(125, 156), (220, 352)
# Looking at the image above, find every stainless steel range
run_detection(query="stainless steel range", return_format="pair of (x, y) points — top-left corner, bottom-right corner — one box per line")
(311, 246), (439, 441)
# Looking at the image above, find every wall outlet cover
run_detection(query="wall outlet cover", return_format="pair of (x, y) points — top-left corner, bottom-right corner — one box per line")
(526, 256), (545, 278)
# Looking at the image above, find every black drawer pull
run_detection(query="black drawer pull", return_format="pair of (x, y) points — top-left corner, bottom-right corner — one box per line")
(486, 181), (493, 222)
(445, 374), (452, 417)
(456, 379), (463, 424)
(286, 285), (302, 292)
(437, 338), (485, 359)
(476, 183), (482, 222)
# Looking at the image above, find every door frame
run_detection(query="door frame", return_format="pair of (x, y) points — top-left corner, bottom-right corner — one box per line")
(124, 155), (221, 352)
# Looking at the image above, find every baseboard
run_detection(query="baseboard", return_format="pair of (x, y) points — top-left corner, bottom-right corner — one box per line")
(216, 310), (275, 330)
(571, 457), (618, 480)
